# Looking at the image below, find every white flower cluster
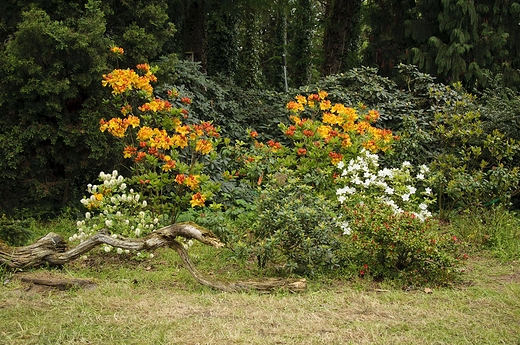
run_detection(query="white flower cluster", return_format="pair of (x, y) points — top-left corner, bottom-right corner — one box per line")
(336, 150), (434, 222)
(70, 170), (164, 251)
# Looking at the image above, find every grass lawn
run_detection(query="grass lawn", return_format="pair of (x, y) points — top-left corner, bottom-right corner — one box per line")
(1, 243), (519, 345)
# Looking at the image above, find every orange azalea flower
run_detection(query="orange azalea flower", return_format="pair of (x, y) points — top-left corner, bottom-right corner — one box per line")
(176, 125), (190, 136)
(320, 99), (332, 111)
(185, 175), (200, 190)
(362, 139), (378, 152)
(285, 125), (296, 136)
(137, 126), (154, 141)
(150, 131), (173, 150)
(331, 103), (345, 114)
(365, 109), (380, 123)
(138, 98), (172, 112)
(195, 139), (213, 155)
(307, 94), (319, 108)
(102, 68), (154, 95)
(297, 148), (307, 155)
(302, 129), (315, 137)
(135, 151), (147, 162)
(171, 134), (188, 148)
(341, 107), (358, 123)
(289, 115), (303, 125)
(200, 121), (219, 138)
(123, 145), (137, 158)
(120, 104), (133, 116)
(308, 93), (320, 101)
(110, 46), (124, 55)
(267, 140), (282, 152)
(295, 95), (307, 104)
(136, 63), (151, 72)
(317, 125), (332, 138)
(318, 90), (328, 100)
(175, 174), (186, 185)
(147, 147), (158, 156)
(99, 117), (127, 138)
(322, 112), (343, 125)
(181, 97), (191, 104)
(286, 100), (304, 112)
(328, 152), (343, 165)
(356, 121), (371, 135)
(162, 159), (177, 172)
(190, 192), (206, 207)
(250, 130), (258, 138)
(341, 134), (352, 148)
(124, 115), (140, 128)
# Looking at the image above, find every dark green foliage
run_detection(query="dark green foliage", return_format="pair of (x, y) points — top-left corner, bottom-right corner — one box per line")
(157, 58), (290, 143)
(237, 8), (265, 89)
(260, 4), (287, 91)
(206, 7), (239, 79)
(0, 0), (179, 216)
(322, 0), (363, 75)
(287, 0), (315, 86)
(0, 2), (120, 216)
(0, 215), (33, 246)
(365, 0), (520, 90)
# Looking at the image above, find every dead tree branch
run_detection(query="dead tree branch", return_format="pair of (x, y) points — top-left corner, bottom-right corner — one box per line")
(0, 222), (306, 293)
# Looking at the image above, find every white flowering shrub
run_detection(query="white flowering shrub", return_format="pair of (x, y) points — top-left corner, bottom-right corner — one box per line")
(336, 149), (435, 224)
(335, 150), (465, 285)
(70, 170), (163, 253)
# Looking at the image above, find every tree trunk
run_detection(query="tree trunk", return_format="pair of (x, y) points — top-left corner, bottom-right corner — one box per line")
(182, 1), (207, 69)
(0, 222), (306, 293)
(322, 0), (362, 75)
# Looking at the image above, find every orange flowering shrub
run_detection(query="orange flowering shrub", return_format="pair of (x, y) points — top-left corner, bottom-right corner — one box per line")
(96, 48), (221, 225)
(235, 91), (396, 195)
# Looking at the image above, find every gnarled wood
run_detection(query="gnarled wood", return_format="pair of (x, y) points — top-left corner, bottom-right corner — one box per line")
(1, 222), (306, 293)
(18, 276), (97, 291)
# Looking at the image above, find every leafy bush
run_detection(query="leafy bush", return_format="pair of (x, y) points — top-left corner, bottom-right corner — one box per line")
(246, 174), (342, 275)
(156, 58), (290, 143)
(339, 202), (465, 286)
(0, 215), (33, 246)
(428, 97), (520, 218)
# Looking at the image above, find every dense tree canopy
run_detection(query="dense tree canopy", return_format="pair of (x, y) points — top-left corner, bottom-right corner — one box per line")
(1, 0), (519, 215)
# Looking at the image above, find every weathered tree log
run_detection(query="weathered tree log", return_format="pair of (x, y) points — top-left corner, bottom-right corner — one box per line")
(0, 222), (306, 293)
(17, 275), (97, 290)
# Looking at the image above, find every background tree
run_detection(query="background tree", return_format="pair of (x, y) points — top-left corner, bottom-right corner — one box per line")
(364, 0), (520, 89)
(0, 0), (177, 216)
(260, 1), (288, 91)
(287, 0), (315, 86)
(363, 0), (415, 77)
(322, 0), (363, 75)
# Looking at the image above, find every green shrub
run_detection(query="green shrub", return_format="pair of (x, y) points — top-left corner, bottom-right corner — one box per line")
(339, 202), (465, 286)
(0, 215), (33, 246)
(246, 174), (342, 275)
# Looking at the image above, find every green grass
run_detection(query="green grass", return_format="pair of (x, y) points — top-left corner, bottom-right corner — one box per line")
(1, 211), (519, 344)
(1, 249), (519, 344)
